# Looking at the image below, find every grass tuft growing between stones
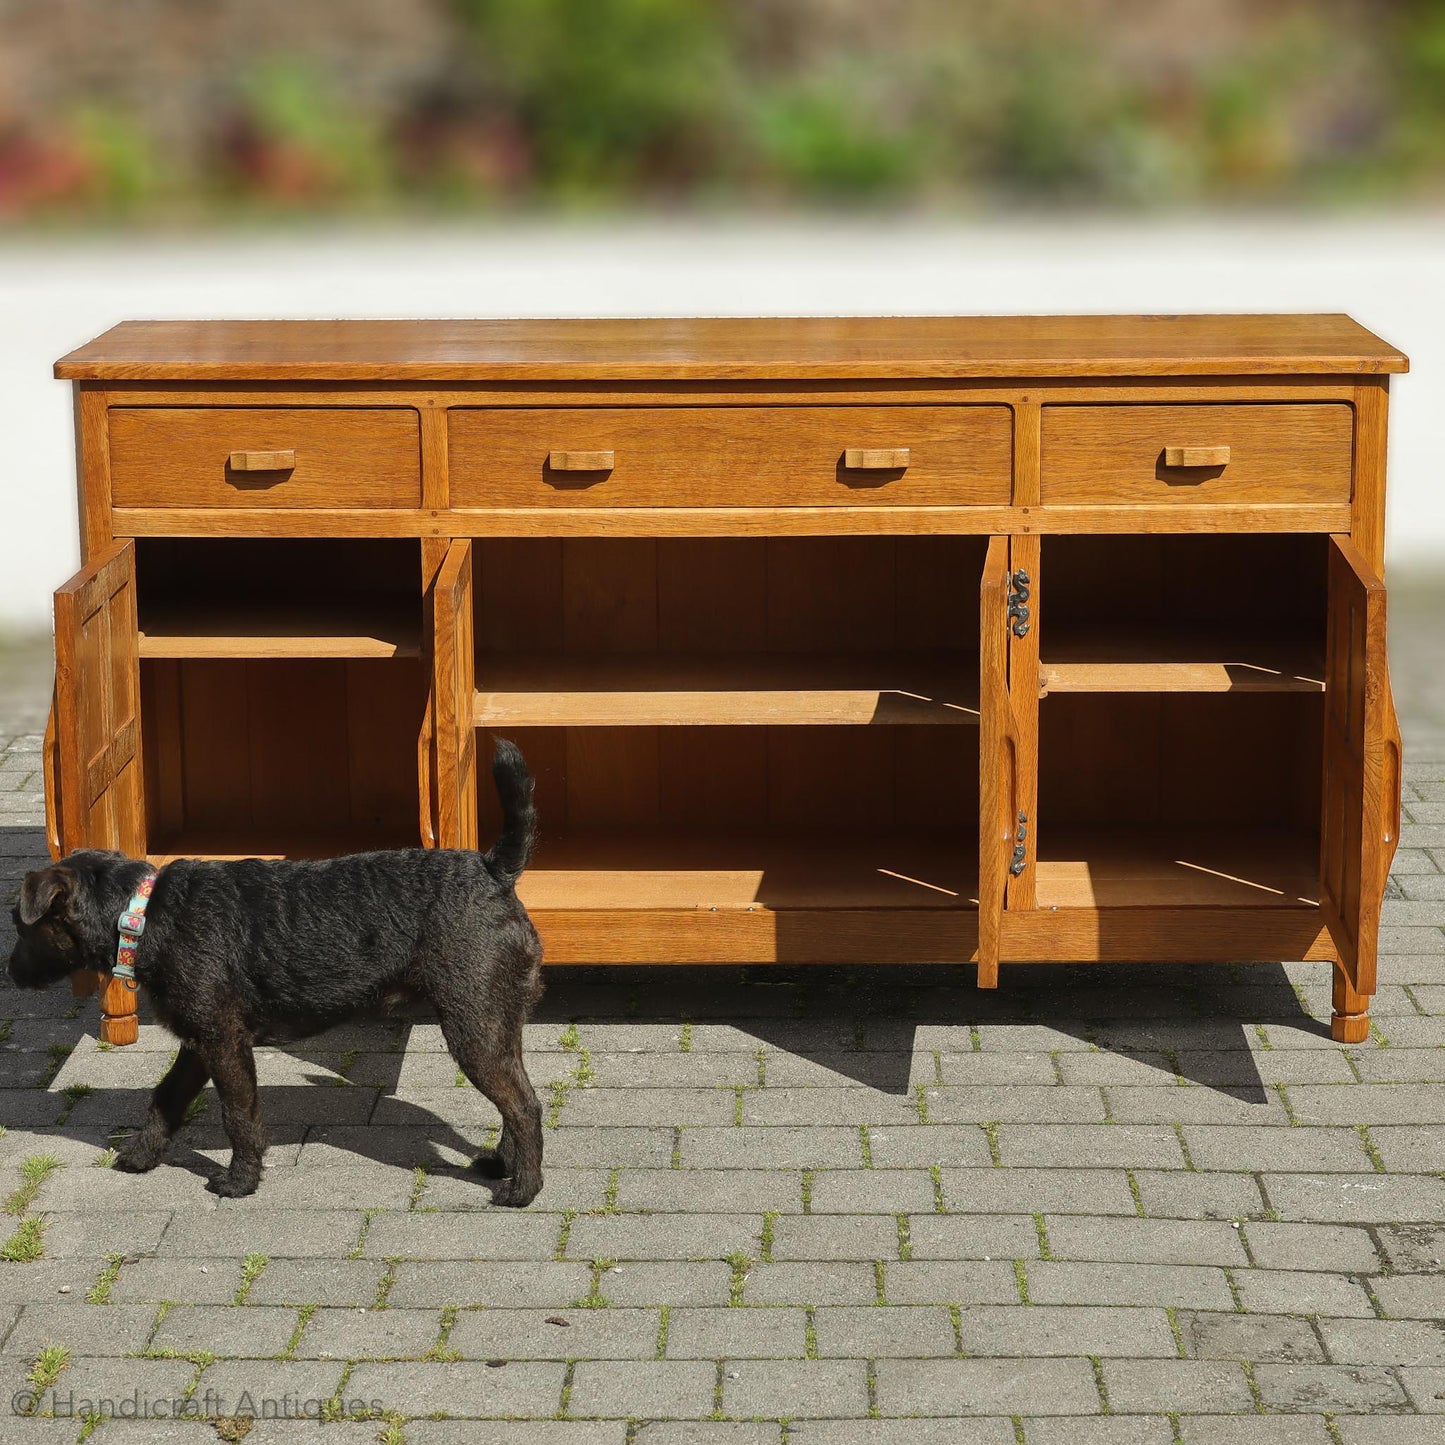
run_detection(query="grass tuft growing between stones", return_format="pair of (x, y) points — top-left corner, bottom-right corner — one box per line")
(55, 1082), (92, 1125)
(1, 1215), (46, 1262)
(234, 1251), (269, 1304)
(725, 1251), (752, 1307)
(25, 1341), (70, 1404)
(87, 1253), (124, 1305)
(3, 1152), (61, 1214)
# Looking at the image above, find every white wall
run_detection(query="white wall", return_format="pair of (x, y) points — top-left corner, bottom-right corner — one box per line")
(1, 214), (1440, 626)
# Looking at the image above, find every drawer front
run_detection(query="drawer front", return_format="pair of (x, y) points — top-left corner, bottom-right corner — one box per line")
(109, 408), (422, 509)
(1041, 403), (1353, 506)
(449, 405), (1013, 508)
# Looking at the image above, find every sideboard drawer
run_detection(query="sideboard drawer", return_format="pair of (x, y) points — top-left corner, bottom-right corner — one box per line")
(109, 408), (422, 509)
(450, 406), (1013, 508)
(1040, 403), (1353, 506)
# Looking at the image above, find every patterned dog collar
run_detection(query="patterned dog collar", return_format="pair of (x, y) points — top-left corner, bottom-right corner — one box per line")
(115, 871), (157, 991)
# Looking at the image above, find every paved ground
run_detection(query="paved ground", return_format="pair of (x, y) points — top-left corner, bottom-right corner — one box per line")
(1, 587), (1444, 1444)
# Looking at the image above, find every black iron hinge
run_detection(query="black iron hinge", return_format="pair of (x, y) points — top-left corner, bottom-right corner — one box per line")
(1008, 570), (1031, 638)
(1009, 811), (1028, 876)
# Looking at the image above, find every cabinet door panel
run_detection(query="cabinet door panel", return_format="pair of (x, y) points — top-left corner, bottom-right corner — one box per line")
(1320, 535), (1401, 997)
(428, 540), (479, 849)
(979, 536), (1022, 986)
(53, 540), (145, 857)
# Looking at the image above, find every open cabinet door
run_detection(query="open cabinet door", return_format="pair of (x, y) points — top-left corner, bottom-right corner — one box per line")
(53, 539), (144, 1042)
(979, 536), (1023, 988)
(427, 540), (479, 850)
(1320, 534), (1402, 1043)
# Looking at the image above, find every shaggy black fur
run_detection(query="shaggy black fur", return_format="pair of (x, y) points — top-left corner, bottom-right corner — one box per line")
(7, 740), (544, 1203)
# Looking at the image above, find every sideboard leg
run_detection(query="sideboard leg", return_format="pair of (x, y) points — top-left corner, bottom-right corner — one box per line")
(1330, 963), (1371, 1044)
(98, 975), (140, 1047)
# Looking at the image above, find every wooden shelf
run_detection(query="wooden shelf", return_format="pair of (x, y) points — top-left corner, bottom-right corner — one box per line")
(1041, 632), (1323, 694)
(138, 603), (419, 660)
(146, 824), (417, 865)
(1034, 828), (1320, 909)
(517, 828), (980, 913)
(474, 652), (980, 727)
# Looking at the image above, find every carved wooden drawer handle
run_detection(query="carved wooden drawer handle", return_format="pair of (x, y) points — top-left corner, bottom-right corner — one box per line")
(1163, 445), (1230, 468)
(843, 448), (910, 470)
(548, 450), (615, 471)
(229, 449), (297, 471)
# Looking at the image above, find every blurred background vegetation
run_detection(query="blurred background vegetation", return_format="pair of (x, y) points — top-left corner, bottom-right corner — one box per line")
(1, 0), (1443, 223)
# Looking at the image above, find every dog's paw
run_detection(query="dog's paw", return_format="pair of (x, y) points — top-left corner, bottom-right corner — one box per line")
(113, 1144), (162, 1174)
(206, 1169), (261, 1198)
(469, 1148), (507, 1180)
(489, 1173), (543, 1208)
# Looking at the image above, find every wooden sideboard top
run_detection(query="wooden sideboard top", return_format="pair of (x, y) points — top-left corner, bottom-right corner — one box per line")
(55, 314), (1407, 382)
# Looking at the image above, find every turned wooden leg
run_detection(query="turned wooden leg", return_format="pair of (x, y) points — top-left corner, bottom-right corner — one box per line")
(1331, 963), (1371, 1044)
(98, 975), (140, 1046)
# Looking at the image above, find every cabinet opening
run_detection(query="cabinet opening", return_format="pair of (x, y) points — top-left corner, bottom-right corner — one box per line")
(1035, 693), (1322, 909)
(478, 723), (980, 917)
(142, 657), (424, 861)
(1039, 534), (1327, 693)
(134, 538), (422, 658)
(471, 536), (987, 728)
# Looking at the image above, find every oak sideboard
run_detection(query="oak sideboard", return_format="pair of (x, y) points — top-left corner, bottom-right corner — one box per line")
(47, 316), (1405, 1045)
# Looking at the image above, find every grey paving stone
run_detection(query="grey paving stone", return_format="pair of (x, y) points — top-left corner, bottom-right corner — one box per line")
(1179, 1310), (1323, 1362)
(1288, 1083), (1445, 1124)
(155, 1208), (364, 1258)
(600, 1261), (733, 1307)
(1, 1301), (158, 1358)
(956, 1305), (1175, 1359)
(635, 1427), (780, 1445)
(189, 1358), (347, 1419)
(741, 1087), (920, 1127)
(385, 1261), (591, 1309)
(245, 1258), (389, 1306)
(1371, 1273), (1445, 1318)
(361, 1210), (560, 1259)
(1026, 1261), (1234, 1310)
(520, 1126), (677, 1169)
(1025, 1422), (1174, 1445)
(1042, 1215), (1249, 1267)
(1318, 1315), (1445, 1365)
(664, 1306), (805, 1359)
(807, 1168), (936, 1214)
(1176, 1420), (1334, 1445)
(1265, 1172), (1445, 1222)
(30, 1209), (172, 1258)
(789, 1423), (1014, 1445)
(996, 1124), (1185, 1169)
(1183, 1124), (1374, 1172)
(935, 1052), (1059, 1085)
(150, 1303), (298, 1357)
(16, 1355), (194, 1419)
(939, 1168), (1139, 1216)
(1105, 1086), (1292, 1125)
(1240, 1222), (1382, 1274)
(1400, 1365), (1445, 1411)
(1354, 1049), (1445, 1082)
(108, 1257), (246, 1305)
(1336, 1421), (1445, 1445)
(1232, 1269), (1378, 1317)
(1181, 1049), (1358, 1086)
(1134, 1169), (1267, 1221)
(409, 1428), (631, 1445)
(1251, 1362), (1411, 1411)
(882, 1261), (1021, 1305)
(872, 1357), (1101, 1415)
(293, 1304), (443, 1359)
(1375, 1222), (1445, 1271)
(564, 1087), (736, 1127)
(921, 1086), (1107, 1124)
(1102, 1357), (1253, 1412)
(811, 1304), (955, 1357)
(346, 1358), (566, 1417)
(568, 1359), (715, 1418)
(613, 1169), (802, 1214)
(742, 1262), (880, 1306)
(677, 1126), (863, 1169)
(567, 1213), (761, 1262)
(768, 1214), (899, 1261)
(1370, 1125), (1445, 1171)
(864, 1124), (992, 1168)
(450, 1306), (660, 1361)
(905, 1214), (1041, 1261)
(722, 1358), (869, 1418)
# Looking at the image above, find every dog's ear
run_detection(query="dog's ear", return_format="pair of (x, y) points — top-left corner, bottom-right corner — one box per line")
(18, 866), (75, 926)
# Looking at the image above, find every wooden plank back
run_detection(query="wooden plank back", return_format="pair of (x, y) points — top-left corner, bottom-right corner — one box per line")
(1320, 535), (1401, 1000)
(430, 540), (479, 849)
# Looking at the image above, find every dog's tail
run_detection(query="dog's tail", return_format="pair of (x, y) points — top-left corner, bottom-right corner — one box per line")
(484, 737), (537, 885)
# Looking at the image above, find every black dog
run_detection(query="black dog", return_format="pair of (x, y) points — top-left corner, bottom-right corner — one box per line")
(7, 740), (544, 1204)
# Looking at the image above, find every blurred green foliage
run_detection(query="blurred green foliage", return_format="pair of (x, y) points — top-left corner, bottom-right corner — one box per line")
(1, 0), (1442, 221)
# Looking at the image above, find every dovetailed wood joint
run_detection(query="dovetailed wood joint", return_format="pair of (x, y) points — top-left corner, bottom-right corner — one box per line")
(1163, 445), (1230, 468)
(548, 450), (615, 471)
(843, 447), (910, 470)
(228, 449), (296, 471)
